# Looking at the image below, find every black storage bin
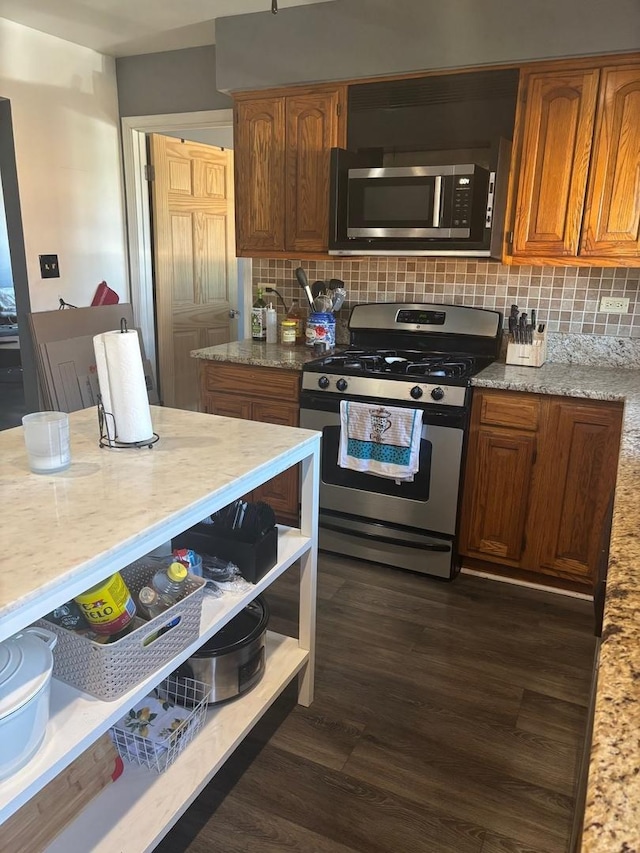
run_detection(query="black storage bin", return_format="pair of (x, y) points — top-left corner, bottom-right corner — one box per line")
(172, 524), (278, 584)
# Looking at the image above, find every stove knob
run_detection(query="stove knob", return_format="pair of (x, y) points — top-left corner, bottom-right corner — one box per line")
(431, 387), (445, 401)
(318, 376), (330, 389)
(336, 378), (348, 392)
(410, 386), (423, 399)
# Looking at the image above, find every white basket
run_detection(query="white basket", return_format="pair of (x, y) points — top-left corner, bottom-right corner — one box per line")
(36, 559), (206, 701)
(110, 676), (210, 774)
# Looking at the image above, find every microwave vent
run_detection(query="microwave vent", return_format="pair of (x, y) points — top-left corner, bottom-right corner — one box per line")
(349, 69), (519, 112)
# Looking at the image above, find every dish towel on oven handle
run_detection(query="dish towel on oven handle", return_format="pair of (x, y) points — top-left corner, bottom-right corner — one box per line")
(338, 400), (423, 482)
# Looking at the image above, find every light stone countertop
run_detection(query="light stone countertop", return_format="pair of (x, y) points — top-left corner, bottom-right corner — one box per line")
(473, 361), (640, 853)
(0, 405), (319, 642)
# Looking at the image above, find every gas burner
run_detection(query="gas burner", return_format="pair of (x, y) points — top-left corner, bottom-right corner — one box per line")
(311, 349), (479, 380)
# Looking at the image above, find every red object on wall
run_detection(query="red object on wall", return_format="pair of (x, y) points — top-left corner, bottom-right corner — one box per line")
(91, 281), (119, 306)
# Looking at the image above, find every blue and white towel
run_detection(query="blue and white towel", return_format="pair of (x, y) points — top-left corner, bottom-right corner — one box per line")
(338, 400), (423, 482)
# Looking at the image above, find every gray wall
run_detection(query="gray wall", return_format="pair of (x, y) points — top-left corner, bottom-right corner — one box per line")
(116, 45), (232, 116)
(216, 0), (640, 92)
(162, 127), (234, 148)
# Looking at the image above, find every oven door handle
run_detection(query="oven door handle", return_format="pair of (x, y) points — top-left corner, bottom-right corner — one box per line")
(321, 521), (451, 552)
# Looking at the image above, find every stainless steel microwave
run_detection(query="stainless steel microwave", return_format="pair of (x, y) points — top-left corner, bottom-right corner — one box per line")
(329, 142), (510, 258)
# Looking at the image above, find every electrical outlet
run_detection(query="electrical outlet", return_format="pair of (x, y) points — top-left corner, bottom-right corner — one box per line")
(599, 296), (629, 313)
(39, 254), (60, 279)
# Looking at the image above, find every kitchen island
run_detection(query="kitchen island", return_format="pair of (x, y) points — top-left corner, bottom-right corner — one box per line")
(473, 362), (640, 853)
(0, 406), (320, 851)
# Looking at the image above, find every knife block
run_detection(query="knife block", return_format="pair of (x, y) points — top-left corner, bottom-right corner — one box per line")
(506, 329), (547, 368)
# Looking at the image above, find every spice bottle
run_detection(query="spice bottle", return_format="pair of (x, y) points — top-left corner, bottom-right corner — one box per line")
(286, 298), (305, 345)
(251, 287), (267, 341)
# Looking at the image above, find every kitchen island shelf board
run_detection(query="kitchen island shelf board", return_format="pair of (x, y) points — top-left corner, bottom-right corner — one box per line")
(0, 407), (319, 849)
(44, 633), (305, 853)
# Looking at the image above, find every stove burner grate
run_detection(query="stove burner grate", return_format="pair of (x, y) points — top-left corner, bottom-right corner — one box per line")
(313, 349), (480, 379)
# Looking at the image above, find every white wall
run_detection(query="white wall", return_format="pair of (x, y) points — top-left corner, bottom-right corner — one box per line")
(0, 17), (128, 312)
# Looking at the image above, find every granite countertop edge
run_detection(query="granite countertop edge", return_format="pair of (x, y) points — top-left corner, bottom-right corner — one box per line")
(196, 343), (639, 850)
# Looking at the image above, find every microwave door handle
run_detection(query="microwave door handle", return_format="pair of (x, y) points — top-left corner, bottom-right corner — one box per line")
(432, 175), (443, 227)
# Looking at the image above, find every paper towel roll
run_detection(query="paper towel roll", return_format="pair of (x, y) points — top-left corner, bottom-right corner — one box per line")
(93, 333), (115, 441)
(93, 329), (154, 444)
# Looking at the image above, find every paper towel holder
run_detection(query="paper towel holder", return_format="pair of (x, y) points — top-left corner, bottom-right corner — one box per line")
(97, 394), (159, 450)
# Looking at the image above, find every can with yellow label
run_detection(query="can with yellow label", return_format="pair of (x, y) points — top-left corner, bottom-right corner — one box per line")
(74, 572), (137, 636)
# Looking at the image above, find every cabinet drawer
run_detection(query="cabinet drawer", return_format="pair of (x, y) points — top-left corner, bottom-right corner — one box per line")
(477, 391), (541, 431)
(202, 362), (301, 402)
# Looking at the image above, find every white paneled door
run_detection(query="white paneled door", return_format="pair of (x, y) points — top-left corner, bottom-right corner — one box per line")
(150, 134), (238, 410)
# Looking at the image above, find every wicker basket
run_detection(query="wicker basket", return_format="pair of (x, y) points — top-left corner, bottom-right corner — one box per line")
(110, 675), (210, 774)
(36, 559), (206, 701)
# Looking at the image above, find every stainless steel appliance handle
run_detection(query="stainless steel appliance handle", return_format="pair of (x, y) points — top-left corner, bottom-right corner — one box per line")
(432, 176), (442, 228)
(320, 521), (451, 552)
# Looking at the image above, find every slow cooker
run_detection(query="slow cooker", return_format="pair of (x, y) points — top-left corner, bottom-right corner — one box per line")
(173, 596), (269, 705)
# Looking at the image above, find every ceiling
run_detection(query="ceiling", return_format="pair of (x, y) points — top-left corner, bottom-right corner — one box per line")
(0, 0), (331, 57)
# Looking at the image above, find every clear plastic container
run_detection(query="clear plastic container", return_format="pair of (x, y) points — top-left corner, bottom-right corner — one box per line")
(152, 562), (188, 608)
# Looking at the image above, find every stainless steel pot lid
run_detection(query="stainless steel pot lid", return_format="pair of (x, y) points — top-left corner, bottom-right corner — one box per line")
(0, 627), (57, 720)
(193, 597), (269, 658)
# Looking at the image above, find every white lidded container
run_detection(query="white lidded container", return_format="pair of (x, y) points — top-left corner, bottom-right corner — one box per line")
(0, 626), (57, 779)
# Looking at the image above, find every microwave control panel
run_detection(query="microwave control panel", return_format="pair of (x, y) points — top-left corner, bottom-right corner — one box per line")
(452, 176), (473, 227)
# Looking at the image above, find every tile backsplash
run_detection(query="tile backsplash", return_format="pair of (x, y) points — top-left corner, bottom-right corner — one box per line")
(252, 257), (640, 338)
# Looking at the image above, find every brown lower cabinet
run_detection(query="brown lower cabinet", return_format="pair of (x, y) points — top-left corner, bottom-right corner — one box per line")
(459, 388), (623, 591)
(199, 361), (300, 525)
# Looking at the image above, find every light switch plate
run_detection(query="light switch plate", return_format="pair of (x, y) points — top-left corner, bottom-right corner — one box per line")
(599, 296), (629, 313)
(39, 254), (60, 278)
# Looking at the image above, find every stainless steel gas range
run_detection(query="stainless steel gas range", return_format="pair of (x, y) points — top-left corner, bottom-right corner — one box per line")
(299, 302), (502, 579)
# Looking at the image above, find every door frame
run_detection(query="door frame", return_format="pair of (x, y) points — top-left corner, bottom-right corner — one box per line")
(0, 97), (38, 413)
(121, 109), (251, 385)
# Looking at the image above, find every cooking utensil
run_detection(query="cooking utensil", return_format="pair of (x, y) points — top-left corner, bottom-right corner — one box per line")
(328, 278), (344, 291)
(0, 627), (57, 780)
(313, 294), (333, 313)
(172, 598), (269, 705)
(331, 288), (347, 312)
(294, 267), (314, 309)
(311, 280), (325, 299)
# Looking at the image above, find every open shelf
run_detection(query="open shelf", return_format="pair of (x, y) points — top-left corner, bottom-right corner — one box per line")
(44, 633), (307, 853)
(0, 527), (311, 824)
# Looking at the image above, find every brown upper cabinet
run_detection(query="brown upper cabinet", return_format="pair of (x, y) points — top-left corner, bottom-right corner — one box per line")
(234, 86), (346, 258)
(506, 58), (640, 266)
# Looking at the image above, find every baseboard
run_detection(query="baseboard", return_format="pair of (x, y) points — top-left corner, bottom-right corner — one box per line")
(460, 565), (593, 601)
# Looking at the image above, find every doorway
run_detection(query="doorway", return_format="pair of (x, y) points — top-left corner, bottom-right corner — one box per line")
(122, 110), (251, 410)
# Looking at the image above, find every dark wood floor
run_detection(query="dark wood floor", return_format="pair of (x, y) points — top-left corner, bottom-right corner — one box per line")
(158, 553), (597, 853)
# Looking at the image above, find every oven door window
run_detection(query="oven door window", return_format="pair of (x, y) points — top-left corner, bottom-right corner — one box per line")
(321, 425), (432, 500)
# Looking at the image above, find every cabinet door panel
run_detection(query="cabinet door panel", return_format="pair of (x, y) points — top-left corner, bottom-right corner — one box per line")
(460, 427), (536, 564)
(285, 90), (342, 253)
(581, 64), (640, 258)
(235, 98), (286, 253)
(205, 394), (252, 421)
(512, 69), (600, 258)
(533, 401), (622, 585)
